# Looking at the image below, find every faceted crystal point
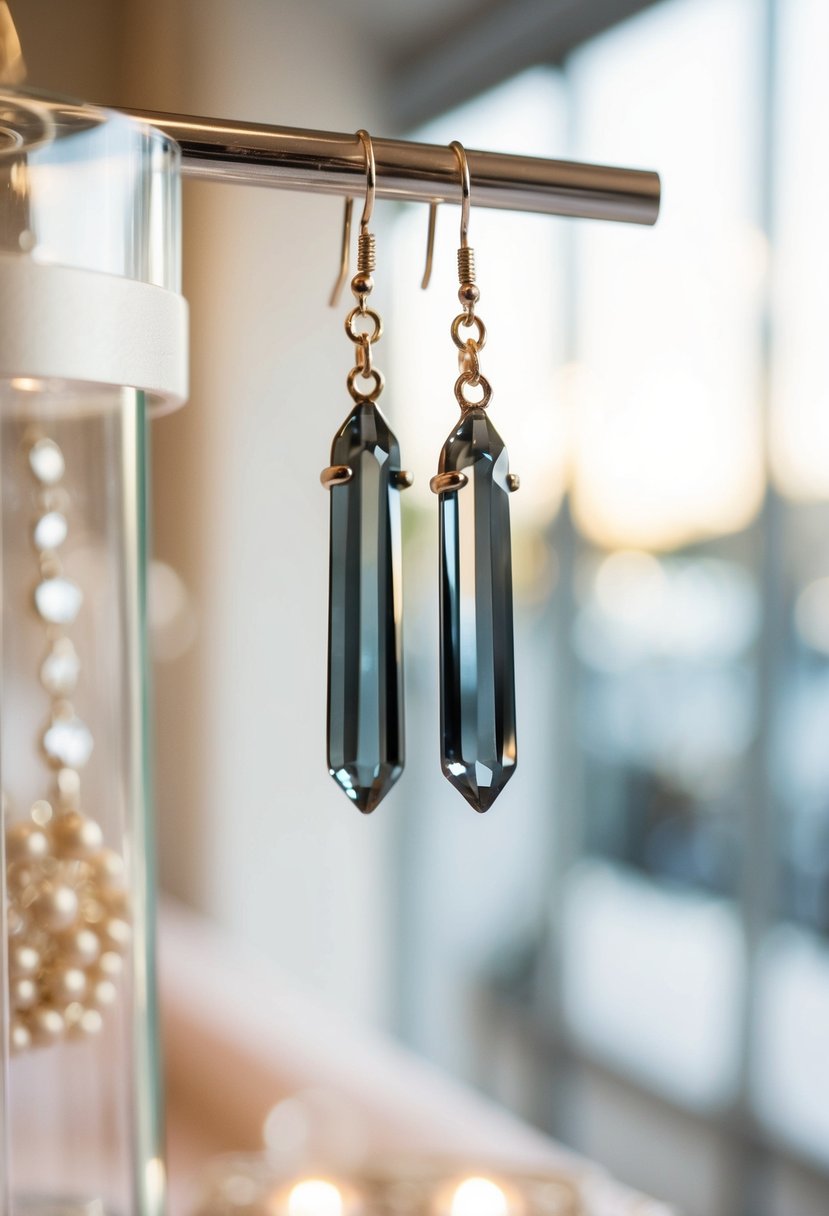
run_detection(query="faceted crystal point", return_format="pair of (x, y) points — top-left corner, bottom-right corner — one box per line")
(437, 407), (517, 811)
(326, 400), (405, 812)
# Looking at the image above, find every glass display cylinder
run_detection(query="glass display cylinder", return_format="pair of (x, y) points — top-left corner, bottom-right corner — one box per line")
(0, 89), (187, 1216)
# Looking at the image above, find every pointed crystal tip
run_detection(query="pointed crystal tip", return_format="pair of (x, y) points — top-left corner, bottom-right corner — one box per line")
(444, 758), (515, 813)
(331, 764), (402, 814)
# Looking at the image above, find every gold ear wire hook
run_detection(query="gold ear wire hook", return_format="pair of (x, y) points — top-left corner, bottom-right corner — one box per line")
(421, 201), (438, 290)
(450, 140), (471, 249)
(356, 128), (376, 232)
(329, 196), (354, 308)
(423, 141), (471, 292)
(449, 140), (478, 320)
(329, 129), (377, 307)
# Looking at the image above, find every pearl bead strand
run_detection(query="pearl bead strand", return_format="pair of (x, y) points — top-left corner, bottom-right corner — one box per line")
(4, 435), (130, 1053)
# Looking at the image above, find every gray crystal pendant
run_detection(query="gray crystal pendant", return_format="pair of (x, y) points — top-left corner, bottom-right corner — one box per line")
(326, 401), (405, 812)
(437, 407), (517, 811)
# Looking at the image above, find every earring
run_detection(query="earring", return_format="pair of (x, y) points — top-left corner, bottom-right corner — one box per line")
(321, 130), (411, 813)
(430, 141), (519, 812)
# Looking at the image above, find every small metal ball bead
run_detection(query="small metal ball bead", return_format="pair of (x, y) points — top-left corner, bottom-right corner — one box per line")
(5, 821), (49, 863)
(100, 917), (131, 953)
(458, 282), (480, 307)
(60, 927), (101, 968)
(351, 272), (374, 297)
(49, 966), (88, 1006)
(29, 1005), (65, 1046)
(10, 943), (41, 977)
(31, 883), (80, 932)
(10, 1018), (32, 1055)
(11, 977), (39, 1010)
(51, 812), (104, 859)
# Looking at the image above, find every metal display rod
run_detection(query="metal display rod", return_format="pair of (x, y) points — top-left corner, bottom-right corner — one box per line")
(119, 108), (660, 226)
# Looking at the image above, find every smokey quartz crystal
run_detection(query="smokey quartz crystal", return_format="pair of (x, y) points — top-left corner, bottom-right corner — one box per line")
(326, 401), (405, 812)
(438, 407), (517, 811)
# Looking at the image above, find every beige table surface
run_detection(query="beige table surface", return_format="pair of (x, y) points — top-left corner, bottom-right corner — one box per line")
(160, 901), (674, 1216)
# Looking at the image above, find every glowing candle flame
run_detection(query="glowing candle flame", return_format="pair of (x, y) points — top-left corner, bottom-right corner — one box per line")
(450, 1177), (510, 1216)
(287, 1180), (344, 1216)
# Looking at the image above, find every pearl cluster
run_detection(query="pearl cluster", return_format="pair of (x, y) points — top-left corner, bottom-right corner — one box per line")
(5, 799), (130, 1053)
(3, 434), (130, 1054)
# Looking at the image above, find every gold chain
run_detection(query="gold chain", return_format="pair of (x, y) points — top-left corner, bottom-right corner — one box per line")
(451, 257), (491, 410)
(345, 227), (384, 402)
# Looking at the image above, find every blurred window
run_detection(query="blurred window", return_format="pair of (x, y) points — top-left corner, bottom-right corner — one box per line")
(391, 0), (829, 1203)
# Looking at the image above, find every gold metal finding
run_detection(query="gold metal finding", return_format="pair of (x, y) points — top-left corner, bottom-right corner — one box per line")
(430, 470), (469, 495)
(444, 139), (492, 411)
(356, 337), (373, 377)
(392, 470), (414, 490)
(506, 473), (520, 492)
(455, 372), (492, 411)
(331, 131), (386, 404)
(356, 129), (376, 231)
(450, 141), (471, 248)
(458, 343), (481, 384)
(449, 143), (482, 322)
(346, 366), (384, 402)
(421, 201), (438, 289)
(329, 196), (354, 308)
(450, 314), (486, 351)
(357, 230), (376, 275)
(329, 130), (377, 307)
(320, 464), (354, 489)
(457, 245), (476, 285)
(345, 306), (383, 345)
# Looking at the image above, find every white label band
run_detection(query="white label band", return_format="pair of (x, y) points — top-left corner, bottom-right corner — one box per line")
(0, 254), (189, 414)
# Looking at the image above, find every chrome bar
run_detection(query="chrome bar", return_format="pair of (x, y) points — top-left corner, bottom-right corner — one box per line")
(117, 108), (660, 225)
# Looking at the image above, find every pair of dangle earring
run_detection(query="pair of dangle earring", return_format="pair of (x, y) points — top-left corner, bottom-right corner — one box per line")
(321, 130), (410, 813)
(322, 135), (517, 815)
